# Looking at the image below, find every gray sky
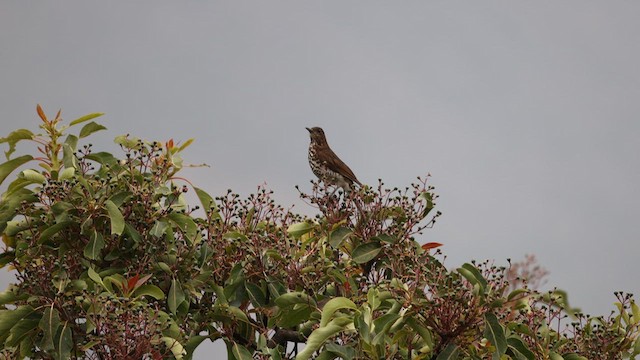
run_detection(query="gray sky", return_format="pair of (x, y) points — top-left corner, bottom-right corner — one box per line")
(2, 2), (640, 358)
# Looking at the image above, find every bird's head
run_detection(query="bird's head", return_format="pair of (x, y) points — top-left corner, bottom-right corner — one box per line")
(306, 127), (327, 145)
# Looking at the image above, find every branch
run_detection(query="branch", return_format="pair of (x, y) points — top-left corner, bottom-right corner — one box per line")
(268, 328), (306, 348)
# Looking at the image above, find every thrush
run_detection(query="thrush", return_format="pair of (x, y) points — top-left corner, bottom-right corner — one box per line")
(306, 127), (362, 193)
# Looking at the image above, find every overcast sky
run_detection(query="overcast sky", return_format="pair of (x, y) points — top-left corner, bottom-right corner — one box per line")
(2, 2), (640, 358)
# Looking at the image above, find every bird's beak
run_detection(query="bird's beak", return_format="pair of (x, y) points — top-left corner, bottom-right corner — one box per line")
(305, 127), (311, 132)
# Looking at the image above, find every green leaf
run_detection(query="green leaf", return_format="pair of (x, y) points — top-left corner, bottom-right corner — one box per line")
(634, 334), (640, 356)
(39, 306), (61, 351)
(372, 316), (401, 346)
(168, 212), (198, 244)
(328, 269), (348, 285)
(329, 227), (352, 248)
(68, 279), (87, 292)
(0, 252), (15, 268)
(7, 316), (40, 347)
(351, 242), (382, 264)
(163, 336), (185, 360)
(157, 262), (172, 274)
(287, 221), (316, 238)
(1, 202), (34, 235)
(316, 350), (338, 360)
(562, 354), (588, 360)
(372, 313), (401, 337)
(223, 263), (246, 303)
(435, 343), (460, 360)
(38, 221), (74, 244)
(353, 311), (370, 342)
(84, 151), (118, 166)
(168, 279), (186, 315)
(0, 306), (34, 333)
(223, 231), (248, 242)
(19, 331), (35, 358)
(63, 134), (79, 169)
(5, 177), (38, 197)
(245, 282), (266, 307)
(296, 317), (353, 360)
(484, 312), (506, 357)
(1, 219), (25, 237)
(231, 342), (253, 360)
(458, 263), (488, 294)
(631, 300), (640, 323)
(367, 288), (392, 311)
(268, 348), (284, 360)
(53, 202), (72, 222)
(19, 169), (46, 183)
(104, 200), (125, 235)
(0, 155), (33, 186)
(102, 275), (124, 295)
(78, 121), (107, 139)
(507, 288), (529, 302)
(0, 129), (34, 159)
(79, 121), (107, 138)
(227, 306), (251, 325)
(461, 263), (488, 288)
(325, 343), (356, 360)
(76, 176), (94, 198)
(267, 280), (286, 300)
(64, 133), (79, 149)
(320, 297), (357, 327)
(155, 311), (180, 339)
(275, 292), (316, 308)
(58, 167), (75, 181)
(542, 289), (576, 317)
(114, 134), (140, 148)
(150, 220), (169, 238)
(0, 286), (27, 305)
(183, 335), (209, 360)
(371, 233), (396, 244)
(276, 304), (314, 328)
(132, 284), (165, 300)
(194, 186), (219, 217)
(69, 112), (105, 126)
(419, 191), (435, 217)
(507, 337), (535, 360)
(87, 267), (104, 288)
(124, 222), (142, 244)
(177, 138), (195, 152)
(549, 352), (564, 360)
(406, 317), (434, 349)
(83, 231), (105, 260)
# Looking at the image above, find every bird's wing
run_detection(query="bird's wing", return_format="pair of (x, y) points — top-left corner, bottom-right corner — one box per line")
(319, 147), (362, 186)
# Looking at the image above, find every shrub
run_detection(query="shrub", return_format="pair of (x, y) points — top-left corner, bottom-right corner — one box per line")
(0, 106), (639, 359)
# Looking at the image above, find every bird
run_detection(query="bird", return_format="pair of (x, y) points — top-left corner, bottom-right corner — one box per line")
(306, 127), (362, 194)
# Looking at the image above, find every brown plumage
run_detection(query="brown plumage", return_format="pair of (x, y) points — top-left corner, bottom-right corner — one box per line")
(306, 127), (362, 192)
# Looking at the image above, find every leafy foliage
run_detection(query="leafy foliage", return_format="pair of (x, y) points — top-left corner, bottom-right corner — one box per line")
(0, 106), (639, 359)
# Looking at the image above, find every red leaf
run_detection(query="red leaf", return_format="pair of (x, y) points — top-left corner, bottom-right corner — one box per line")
(36, 104), (47, 122)
(127, 274), (140, 292)
(150, 350), (163, 360)
(343, 281), (351, 293)
(134, 274), (152, 289)
(421, 242), (443, 251)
